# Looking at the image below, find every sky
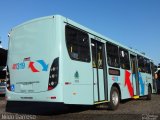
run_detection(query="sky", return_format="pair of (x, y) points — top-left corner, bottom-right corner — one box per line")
(0, 0), (160, 64)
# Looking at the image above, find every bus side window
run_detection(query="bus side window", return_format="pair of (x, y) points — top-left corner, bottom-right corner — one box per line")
(107, 57), (112, 66)
(119, 48), (130, 70)
(106, 42), (120, 68)
(138, 56), (145, 73)
(131, 62), (135, 74)
(69, 45), (79, 59)
(144, 58), (151, 74)
(97, 45), (103, 69)
(65, 25), (90, 62)
(91, 42), (97, 68)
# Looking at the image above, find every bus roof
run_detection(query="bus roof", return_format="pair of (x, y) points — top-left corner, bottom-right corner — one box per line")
(65, 16), (151, 60)
(10, 15), (152, 60)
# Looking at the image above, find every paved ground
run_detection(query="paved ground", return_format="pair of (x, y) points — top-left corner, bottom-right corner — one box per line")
(0, 94), (160, 120)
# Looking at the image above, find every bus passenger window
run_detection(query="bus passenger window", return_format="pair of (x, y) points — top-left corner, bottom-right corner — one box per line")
(119, 48), (130, 70)
(147, 60), (151, 74)
(97, 45), (103, 69)
(131, 62), (135, 74)
(65, 25), (90, 62)
(91, 41), (103, 69)
(91, 43), (97, 68)
(106, 42), (120, 68)
(138, 56), (145, 73)
(144, 58), (151, 74)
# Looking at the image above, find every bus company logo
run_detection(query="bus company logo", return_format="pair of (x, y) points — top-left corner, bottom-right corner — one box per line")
(74, 71), (79, 79)
(12, 58), (49, 73)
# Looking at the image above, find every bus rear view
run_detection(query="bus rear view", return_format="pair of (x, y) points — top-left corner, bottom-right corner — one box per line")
(6, 16), (63, 104)
(7, 15), (94, 112)
(7, 15), (153, 112)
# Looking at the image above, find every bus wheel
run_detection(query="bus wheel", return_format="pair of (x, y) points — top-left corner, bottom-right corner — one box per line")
(108, 86), (120, 110)
(146, 86), (152, 100)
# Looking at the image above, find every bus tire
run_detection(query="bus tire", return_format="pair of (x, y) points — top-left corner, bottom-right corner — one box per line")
(146, 86), (152, 100)
(108, 86), (120, 110)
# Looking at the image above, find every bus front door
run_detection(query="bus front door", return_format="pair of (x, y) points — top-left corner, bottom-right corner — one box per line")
(130, 55), (140, 96)
(91, 39), (107, 103)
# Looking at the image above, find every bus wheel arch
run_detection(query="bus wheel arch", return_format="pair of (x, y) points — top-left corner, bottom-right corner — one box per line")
(112, 83), (121, 100)
(108, 83), (121, 110)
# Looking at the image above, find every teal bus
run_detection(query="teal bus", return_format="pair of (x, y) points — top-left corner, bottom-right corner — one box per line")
(6, 15), (156, 110)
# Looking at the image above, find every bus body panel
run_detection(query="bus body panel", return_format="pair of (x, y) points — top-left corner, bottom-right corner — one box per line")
(6, 85), (63, 102)
(61, 20), (94, 105)
(7, 16), (64, 102)
(121, 69), (133, 99)
(107, 69), (133, 100)
(138, 72), (152, 96)
(145, 73), (152, 95)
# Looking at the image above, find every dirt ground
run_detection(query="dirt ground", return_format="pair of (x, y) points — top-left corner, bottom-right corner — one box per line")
(0, 94), (160, 120)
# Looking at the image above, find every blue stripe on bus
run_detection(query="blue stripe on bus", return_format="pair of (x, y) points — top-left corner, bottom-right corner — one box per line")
(138, 72), (144, 95)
